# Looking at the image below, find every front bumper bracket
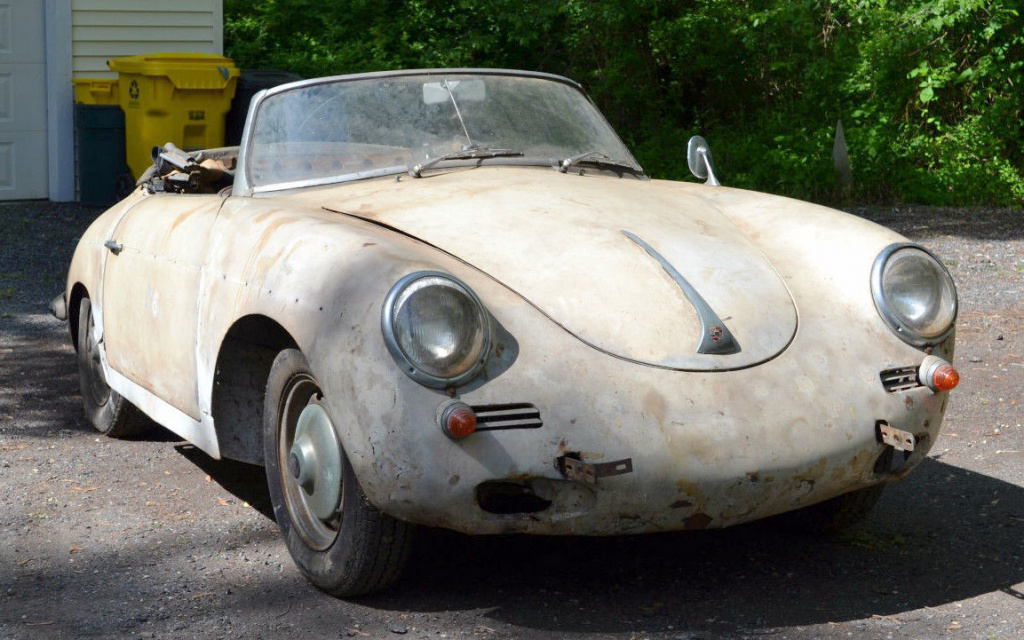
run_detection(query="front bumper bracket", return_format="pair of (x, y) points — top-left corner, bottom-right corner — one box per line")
(558, 455), (634, 484)
(877, 420), (916, 452)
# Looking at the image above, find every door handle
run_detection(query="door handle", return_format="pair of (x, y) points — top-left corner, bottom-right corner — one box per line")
(104, 240), (123, 255)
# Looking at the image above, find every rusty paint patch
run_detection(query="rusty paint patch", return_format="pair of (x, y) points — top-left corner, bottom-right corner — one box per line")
(682, 513), (712, 530)
(675, 478), (706, 499)
(644, 389), (666, 427)
(830, 448), (877, 483)
(795, 458), (828, 483)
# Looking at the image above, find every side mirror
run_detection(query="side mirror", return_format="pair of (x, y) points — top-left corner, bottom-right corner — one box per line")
(687, 135), (721, 186)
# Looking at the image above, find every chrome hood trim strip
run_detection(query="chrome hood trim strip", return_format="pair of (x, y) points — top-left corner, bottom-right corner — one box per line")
(622, 230), (741, 355)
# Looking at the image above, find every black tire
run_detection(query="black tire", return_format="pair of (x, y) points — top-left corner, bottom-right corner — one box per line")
(76, 297), (150, 438)
(799, 446), (895, 532)
(263, 348), (412, 597)
(790, 482), (887, 533)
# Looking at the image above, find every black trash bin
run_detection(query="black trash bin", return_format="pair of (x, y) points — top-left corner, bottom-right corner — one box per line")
(75, 105), (132, 207)
(225, 70), (302, 146)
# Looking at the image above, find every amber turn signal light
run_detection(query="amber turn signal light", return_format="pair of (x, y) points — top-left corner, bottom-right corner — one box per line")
(931, 364), (960, 392)
(919, 356), (959, 393)
(438, 400), (477, 438)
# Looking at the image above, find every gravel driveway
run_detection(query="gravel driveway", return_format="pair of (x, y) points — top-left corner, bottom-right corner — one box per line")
(1, 200), (1021, 640)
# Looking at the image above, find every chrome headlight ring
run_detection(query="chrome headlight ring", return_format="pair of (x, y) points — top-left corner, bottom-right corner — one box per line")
(381, 271), (492, 389)
(871, 243), (958, 347)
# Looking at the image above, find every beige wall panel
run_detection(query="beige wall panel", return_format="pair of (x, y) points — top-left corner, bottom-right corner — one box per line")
(74, 25), (215, 42)
(74, 10), (212, 26)
(72, 0), (222, 78)
(75, 0), (214, 11)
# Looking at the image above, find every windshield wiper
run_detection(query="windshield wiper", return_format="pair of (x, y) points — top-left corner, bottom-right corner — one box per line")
(408, 147), (524, 178)
(558, 150), (643, 176)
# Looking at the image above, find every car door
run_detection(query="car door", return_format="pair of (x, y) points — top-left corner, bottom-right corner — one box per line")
(101, 194), (222, 420)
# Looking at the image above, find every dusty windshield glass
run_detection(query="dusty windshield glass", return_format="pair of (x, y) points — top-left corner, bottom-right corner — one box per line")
(246, 72), (640, 190)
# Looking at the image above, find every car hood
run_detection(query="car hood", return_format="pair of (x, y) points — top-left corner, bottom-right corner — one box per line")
(317, 167), (796, 370)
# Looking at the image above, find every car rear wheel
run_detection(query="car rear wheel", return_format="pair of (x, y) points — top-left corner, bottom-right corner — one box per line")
(263, 348), (412, 597)
(76, 297), (149, 438)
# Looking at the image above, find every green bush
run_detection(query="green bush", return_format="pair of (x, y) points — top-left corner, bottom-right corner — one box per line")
(224, 0), (1024, 206)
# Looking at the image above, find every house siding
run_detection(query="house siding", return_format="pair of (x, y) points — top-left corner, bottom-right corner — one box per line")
(72, 0), (223, 78)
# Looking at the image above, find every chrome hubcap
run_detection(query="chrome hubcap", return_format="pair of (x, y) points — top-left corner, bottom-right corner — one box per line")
(278, 374), (343, 551)
(290, 402), (343, 522)
(83, 309), (110, 407)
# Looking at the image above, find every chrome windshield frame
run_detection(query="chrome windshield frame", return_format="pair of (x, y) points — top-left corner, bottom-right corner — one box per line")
(234, 68), (636, 197)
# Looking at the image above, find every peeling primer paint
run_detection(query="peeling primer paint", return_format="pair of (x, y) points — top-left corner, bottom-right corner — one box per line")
(643, 389), (667, 429)
(682, 512), (713, 530)
(65, 165), (956, 537)
(793, 457), (829, 488)
(316, 170), (798, 372)
(829, 447), (880, 485)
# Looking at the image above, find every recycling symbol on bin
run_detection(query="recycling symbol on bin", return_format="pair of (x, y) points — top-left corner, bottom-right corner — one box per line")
(129, 79), (140, 100)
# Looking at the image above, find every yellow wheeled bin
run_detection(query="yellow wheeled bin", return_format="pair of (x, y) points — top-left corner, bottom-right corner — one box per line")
(108, 53), (240, 179)
(72, 78), (120, 105)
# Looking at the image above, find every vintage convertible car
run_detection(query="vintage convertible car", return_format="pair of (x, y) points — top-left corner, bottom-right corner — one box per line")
(55, 69), (960, 596)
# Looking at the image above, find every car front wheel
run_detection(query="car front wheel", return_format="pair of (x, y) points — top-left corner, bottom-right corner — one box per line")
(76, 297), (149, 438)
(263, 348), (412, 597)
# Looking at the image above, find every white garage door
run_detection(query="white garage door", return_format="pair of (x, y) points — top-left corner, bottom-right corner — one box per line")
(0, 1), (47, 200)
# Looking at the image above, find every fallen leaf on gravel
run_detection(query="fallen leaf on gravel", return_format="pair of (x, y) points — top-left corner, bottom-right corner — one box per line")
(205, 475), (212, 483)
(946, 620), (962, 630)
(0, 443), (29, 451)
(69, 545), (83, 554)
(217, 498), (230, 506)
(72, 486), (99, 492)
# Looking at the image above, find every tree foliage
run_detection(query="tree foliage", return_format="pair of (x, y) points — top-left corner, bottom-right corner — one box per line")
(225, 0), (1024, 205)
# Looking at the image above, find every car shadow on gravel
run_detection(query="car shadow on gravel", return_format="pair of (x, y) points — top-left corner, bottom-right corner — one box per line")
(7, 456), (1019, 639)
(176, 443), (275, 518)
(173, 441), (1024, 636)
(347, 457), (1024, 635)
(0, 314), (80, 435)
(0, 312), (182, 444)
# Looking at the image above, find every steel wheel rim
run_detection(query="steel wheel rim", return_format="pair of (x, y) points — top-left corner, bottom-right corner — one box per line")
(278, 373), (343, 551)
(83, 307), (111, 408)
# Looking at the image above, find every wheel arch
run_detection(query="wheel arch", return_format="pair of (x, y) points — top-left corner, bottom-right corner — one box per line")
(211, 314), (298, 465)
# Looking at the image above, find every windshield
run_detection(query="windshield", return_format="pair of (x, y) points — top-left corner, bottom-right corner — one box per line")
(245, 72), (641, 191)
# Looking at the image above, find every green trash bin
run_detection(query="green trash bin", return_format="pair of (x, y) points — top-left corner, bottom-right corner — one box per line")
(225, 70), (302, 146)
(75, 104), (131, 207)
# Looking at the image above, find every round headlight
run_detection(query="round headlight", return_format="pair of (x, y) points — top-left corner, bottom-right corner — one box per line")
(872, 243), (957, 346)
(382, 272), (490, 387)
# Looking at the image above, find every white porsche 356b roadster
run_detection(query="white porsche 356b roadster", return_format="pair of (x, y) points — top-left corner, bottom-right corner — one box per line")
(55, 69), (959, 596)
